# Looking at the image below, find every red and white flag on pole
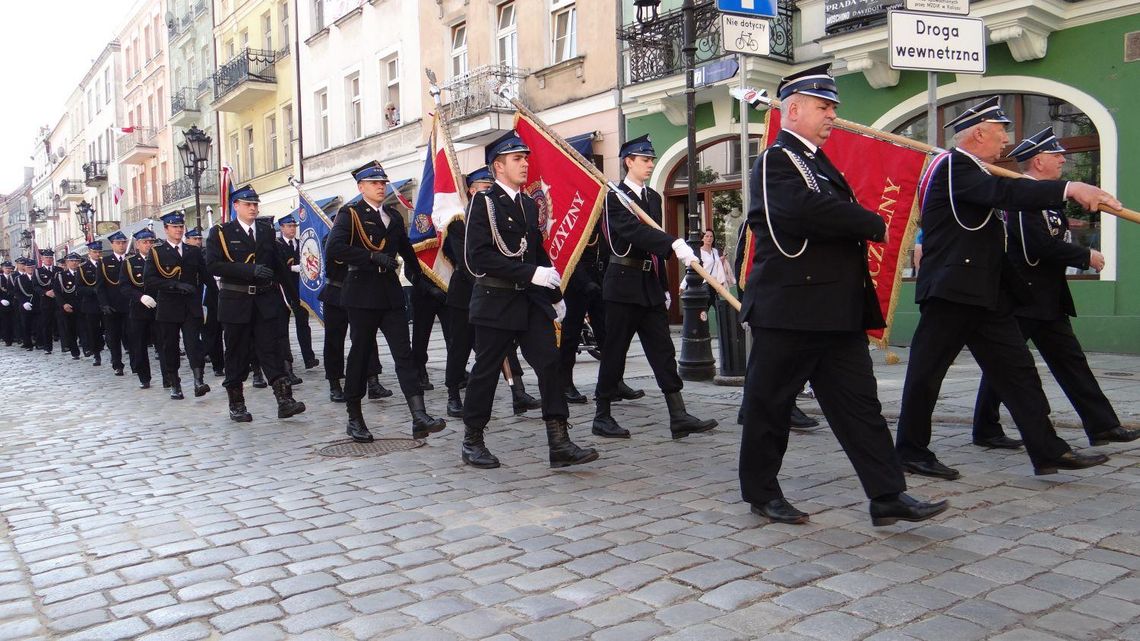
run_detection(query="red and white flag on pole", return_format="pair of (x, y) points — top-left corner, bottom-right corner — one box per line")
(111, 185), (125, 205)
(409, 114), (464, 290)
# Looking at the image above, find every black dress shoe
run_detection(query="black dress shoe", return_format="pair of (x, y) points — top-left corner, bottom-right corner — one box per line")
(750, 498), (809, 524)
(347, 417), (374, 443)
(113, 367), (124, 376)
(1034, 451), (1109, 476)
(1089, 426), (1140, 446)
(901, 459), (961, 480)
(139, 381), (151, 389)
(870, 493), (949, 526)
(972, 435), (1024, 449)
(565, 384), (588, 404)
(304, 357), (320, 369)
(789, 405), (822, 432)
(616, 381), (645, 401)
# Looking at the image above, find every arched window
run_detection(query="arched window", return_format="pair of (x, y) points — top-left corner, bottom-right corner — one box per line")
(894, 93), (1101, 276)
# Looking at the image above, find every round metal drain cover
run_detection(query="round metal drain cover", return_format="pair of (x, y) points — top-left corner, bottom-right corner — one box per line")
(317, 438), (424, 457)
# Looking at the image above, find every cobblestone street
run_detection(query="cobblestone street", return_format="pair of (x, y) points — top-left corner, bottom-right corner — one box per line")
(0, 329), (1138, 640)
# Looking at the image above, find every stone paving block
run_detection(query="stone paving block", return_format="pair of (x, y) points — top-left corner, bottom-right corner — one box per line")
(209, 604), (285, 633)
(653, 622), (749, 641)
(514, 614), (596, 641)
(1072, 594), (1140, 624)
(985, 584), (1066, 613)
(946, 599), (1023, 629)
(136, 622), (212, 641)
(762, 562), (835, 588)
(699, 579), (779, 610)
(898, 613), (987, 641)
(214, 622), (287, 641)
(0, 618), (45, 640)
(503, 594), (578, 620)
(400, 595), (475, 623)
(176, 578), (238, 602)
(790, 611), (877, 641)
(280, 586), (343, 615)
(56, 617), (149, 641)
(118, 559), (190, 583)
(167, 564), (234, 589)
(712, 602), (799, 637)
(280, 603), (355, 634)
(571, 595), (654, 627)
(672, 559), (756, 590)
(439, 607), (524, 639)
(38, 571), (124, 604)
(1027, 572), (1101, 599)
(109, 593), (178, 618)
(817, 572), (894, 599)
(214, 585), (278, 610)
(1054, 559), (1130, 583)
(47, 608), (111, 634)
(841, 596), (929, 626)
(270, 571), (337, 598)
(109, 579), (168, 603)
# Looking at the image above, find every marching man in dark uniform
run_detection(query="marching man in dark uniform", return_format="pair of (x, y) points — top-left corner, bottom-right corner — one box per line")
(33, 249), (59, 354)
(460, 133), (597, 469)
(0, 261), (14, 346)
(98, 230), (131, 376)
(77, 241), (106, 366)
(970, 127), (1140, 449)
(896, 96), (1120, 478)
(205, 187), (305, 422)
(120, 228), (163, 388)
(326, 161), (445, 442)
(145, 212), (211, 400)
(186, 227), (224, 376)
(276, 213), (319, 369)
(14, 258), (38, 350)
(740, 65), (947, 525)
(53, 253), (83, 360)
(591, 134), (716, 440)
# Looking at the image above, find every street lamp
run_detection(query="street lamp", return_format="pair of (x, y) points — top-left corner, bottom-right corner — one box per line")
(178, 125), (213, 231)
(75, 199), (95, 242)
(635, 0), (715, 380)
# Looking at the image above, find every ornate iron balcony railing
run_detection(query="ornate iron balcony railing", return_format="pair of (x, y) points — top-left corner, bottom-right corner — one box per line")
(116, 127), (159, 158)
(171, 87), (199, 117)
(440, 64), (528, 121)
(83, 161), (108, 184)
(59, 179), (85, 195)
(213, 48), (277, 101)
(162, 172), (219, 206)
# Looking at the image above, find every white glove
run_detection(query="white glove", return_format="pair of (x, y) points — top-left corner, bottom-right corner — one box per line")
(554, 299), (566, 323)
(140, 295), (157, 309)
(0, 299), (8, 307)
(530, 266), (562, 290)
(672, 239), (698, 267)
(22, 302), (31, 311)
(290, 264), (302, 273)
(665, 292), (672, 309)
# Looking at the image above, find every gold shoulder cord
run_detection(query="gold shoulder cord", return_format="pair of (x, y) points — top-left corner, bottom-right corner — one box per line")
(127, 259), (145, 287)
(349, 207), (387, 252)
(216, 226), (256, 263)
(101, 260), (120, 286)
(78, 264), (98, 287)
(151, 248), (183, 278)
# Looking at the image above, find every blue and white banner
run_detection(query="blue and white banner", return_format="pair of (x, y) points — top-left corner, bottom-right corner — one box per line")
(295, 194), (334, 323)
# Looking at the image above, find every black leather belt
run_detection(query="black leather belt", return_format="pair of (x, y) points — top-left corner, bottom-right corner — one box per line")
(326, 279), (343, 288)
(219, 282), (273, 295)
(611, 256), (653, 271)
(347, 265), (389, 274)
(476, 276), (524, 291)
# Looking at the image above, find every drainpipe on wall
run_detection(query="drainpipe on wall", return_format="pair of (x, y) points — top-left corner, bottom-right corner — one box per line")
(615, 0), (627, 159)
(294, 0), (304, 183)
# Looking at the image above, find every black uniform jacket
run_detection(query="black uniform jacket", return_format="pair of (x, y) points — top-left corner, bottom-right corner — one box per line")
(276, 236), (302, 306)
(602, 183), (671, 307)
(120, 254), (156, 321)
(33, 266), (57, 309)
(741, 129), (886, 332)
(916, 148), (1066, 311)
(326, 200), (420, 311)
(97, 254), (130, 313)
(14, 272), (35, 306)
(205, 220), (287, 324)
(1006, 202), (1090, 321)
(443, 219), (473, 311)
(145, 241), (207, 323)
(53, 269), (80, 310)
(318, 230), (348, 308)
(465, 183), (559, 331)
(77, 260), (103, 314)
(0, 273), (12, 307)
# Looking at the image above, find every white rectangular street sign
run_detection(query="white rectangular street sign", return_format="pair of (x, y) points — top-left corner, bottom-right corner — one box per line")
(721, 14), (771, 56)
(888, 9), (986, 74)
(904, 0), (969, 15)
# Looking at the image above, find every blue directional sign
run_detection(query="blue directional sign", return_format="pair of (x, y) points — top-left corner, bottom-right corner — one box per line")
(694, 58), (739, 87)
(718, 0), (777, 18)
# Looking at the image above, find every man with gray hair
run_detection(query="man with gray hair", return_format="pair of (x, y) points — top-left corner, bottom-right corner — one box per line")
(896, 97), (1122, 479)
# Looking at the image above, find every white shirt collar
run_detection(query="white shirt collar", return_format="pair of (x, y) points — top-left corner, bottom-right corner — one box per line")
(783, 129), (819, 155)
(496, 179), (521, 202)
(362, 196), (383, 211)
(623, 177), (647, 194)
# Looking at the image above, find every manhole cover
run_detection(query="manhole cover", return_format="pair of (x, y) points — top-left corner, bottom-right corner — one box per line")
(316, 438), (425, 457)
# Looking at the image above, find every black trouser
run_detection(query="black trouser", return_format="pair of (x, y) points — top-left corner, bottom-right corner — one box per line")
(323, 301), (380, 382)
(160, 316), (204, 379)
(278, 313), (295, 364)
(104, 311), (128, 369)
(897, 298), (1071, 468)
(37, 302), (56, 351)
(19, 309), (36, 348)
(594, 300), (681, 401)
(81, 311), (104, 356)
(202, 308), (224, 371)
(130, 317), (164, 383)
(559, 285), (606, 388)
(973, 314), (1120, 441)
(741, 328), (907, 504)
(0, 308), (12, 345)
(464, 304), (566, 429)
(288, 299), (316, 364)
(445, 306), (471, 390)
(223, 313), (285, 389)
(58, 310), (79, 356)
(344, 307), (419, 402)
(411, 287), (450, 376)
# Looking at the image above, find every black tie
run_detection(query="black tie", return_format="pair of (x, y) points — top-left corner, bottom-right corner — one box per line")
(641, 187), (648, 203)
(247, 226), (255, 243)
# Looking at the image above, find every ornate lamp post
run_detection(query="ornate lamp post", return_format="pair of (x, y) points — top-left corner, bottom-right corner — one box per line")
(75, 199), (96, 242)
(636, 0), (715, 380)
(178, 125), (213, 231)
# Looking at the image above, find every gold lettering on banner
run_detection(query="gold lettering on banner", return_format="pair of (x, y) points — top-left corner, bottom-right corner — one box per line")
(548, 191), (586, 260)
(867, 177), (901, 286)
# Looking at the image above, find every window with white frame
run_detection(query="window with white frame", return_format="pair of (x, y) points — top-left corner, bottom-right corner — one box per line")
(262, 12), (272, 51)
(229, 132), (241, 177)
(497, 3), (517, 68)
(316, 89), (329, 151)
(381, 55), (400, 129)
(313, 0), (325, 33)
(265, 114), (278, 171)
(282, 105), (294, 165)
(451, 23), (468, 77)
(104, 68), (112, 105)
(245, 126), (255, 176)
(280, 0), (290, 47)
(346, 73), (362, 141)
(552, 2), (577, 63)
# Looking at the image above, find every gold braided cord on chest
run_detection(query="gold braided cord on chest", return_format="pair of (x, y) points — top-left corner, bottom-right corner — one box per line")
(151, 248), (183, 278)
(348, 207), (388, 252)
(127, 259), (145, 287)
(216, 227), (256, 263)
(79, 265), (98, 287)
(101, 260), (120, 285)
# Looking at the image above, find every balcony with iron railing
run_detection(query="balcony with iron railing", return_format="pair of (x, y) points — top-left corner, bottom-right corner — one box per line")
(117, 127), (159, 165)
(440, 64), (529, 144)
(617, 0), (794, 86)
(212, 48), (278, 112)
(122, 204), (162, 223)
(83, 161), (108, 186)
(170, 87), (200, 127)
(59, 179), (86, 203)
(162, 171), (219, 206)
